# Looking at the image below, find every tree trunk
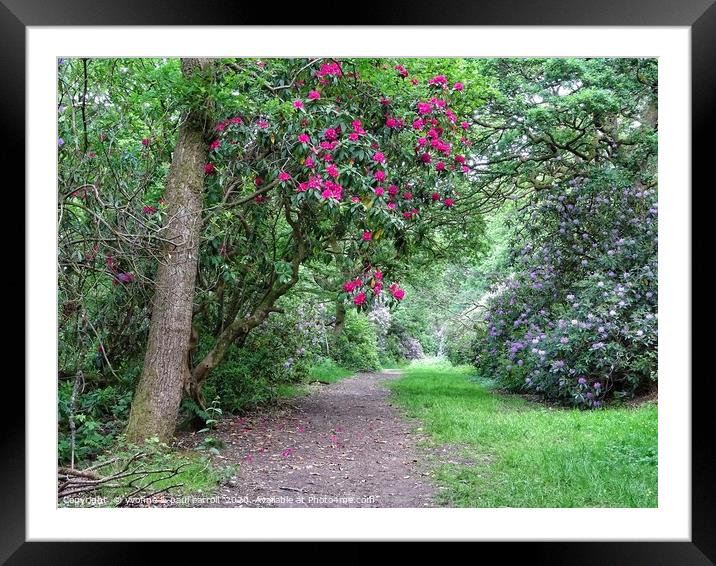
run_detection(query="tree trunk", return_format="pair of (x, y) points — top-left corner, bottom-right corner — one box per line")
(333, 300), (346, 335)
(125, 58), (212, 443)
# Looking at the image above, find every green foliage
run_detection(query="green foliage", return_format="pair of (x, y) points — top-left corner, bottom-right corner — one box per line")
(330, 311), (381, 371)
(388, 361), (657, 507)
(59, 437), (237, 507)
(58, 374), (136, 465)
(308, 359), (354, 384)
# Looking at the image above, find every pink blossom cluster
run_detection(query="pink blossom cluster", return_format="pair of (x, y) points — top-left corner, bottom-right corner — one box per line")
(316, 61), (342, 78)
(341, 269), (405, 306)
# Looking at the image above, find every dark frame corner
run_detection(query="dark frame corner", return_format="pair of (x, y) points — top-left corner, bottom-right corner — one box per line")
(9, 0), (712, 562)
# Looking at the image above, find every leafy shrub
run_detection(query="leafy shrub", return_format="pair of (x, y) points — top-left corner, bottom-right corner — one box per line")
(330, 311), (381, 371)
(474, 175), (657, 407)
(445, 327), (479, 366)
(200, 305), (322, 413)
(58, 376), (136, 464)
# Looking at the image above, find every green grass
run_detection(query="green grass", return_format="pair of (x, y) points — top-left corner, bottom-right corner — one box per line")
(269, 361), (354, 399)
(308, 359), (354, 384)
(60, 439), (238, 507)
(387, 360), (658, 508)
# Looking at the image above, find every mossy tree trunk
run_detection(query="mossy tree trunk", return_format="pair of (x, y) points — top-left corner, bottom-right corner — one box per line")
(125, 58), (212, 443)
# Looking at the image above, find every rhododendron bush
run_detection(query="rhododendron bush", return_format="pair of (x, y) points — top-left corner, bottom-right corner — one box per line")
(474, 175), (657, 407)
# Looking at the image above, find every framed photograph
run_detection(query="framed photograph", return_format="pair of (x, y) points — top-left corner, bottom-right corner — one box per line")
(11, 0), (709, 561)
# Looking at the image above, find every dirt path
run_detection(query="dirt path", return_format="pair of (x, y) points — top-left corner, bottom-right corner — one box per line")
(175, 371), (441, 507)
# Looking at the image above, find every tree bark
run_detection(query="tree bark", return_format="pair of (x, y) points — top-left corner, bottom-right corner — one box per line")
(125, 58), (212, 443)
(333, 300), (347, 335)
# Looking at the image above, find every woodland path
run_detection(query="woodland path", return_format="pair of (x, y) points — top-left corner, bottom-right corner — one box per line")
(175, 371), (445, 507)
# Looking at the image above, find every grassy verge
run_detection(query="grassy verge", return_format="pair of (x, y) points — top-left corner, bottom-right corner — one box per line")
(59, 439), (238, 508)
(387, 360), (657, 507)
(308, 359), (354, 384)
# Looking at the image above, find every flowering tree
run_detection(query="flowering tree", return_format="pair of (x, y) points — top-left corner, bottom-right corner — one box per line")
(96, 57), (488, 441)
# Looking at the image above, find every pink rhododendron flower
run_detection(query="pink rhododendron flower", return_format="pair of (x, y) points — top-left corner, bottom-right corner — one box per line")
(374, 270), (383, 280)
(403, 191), (413, 200)
(297, 182), (309, 192)
(436, 161), (446, 171)
(410, 78), (419, 85)
(298, 133), (310, 144)
(412, 119), (425, 130)
(204, 163), (216, 175)
(385, 117), (403, 128)
(215, 121), (226, 132)
(320, 140), (337, 150)
(308, 90), (321, 100)
(278, 171), (292, 182)
(387, 202), (396, 210)
(374, 170), (386, 182)
(373, 152), (386, 163)
(454, 154), (466, 164)
(460, 121), (470, 130)
(323, 128), (338, 140)
(373, 281), (383, 294)
(228, 116), (243, 124)
(389, 284), (406, 300)
(387, 185), (398, 196)
(374, 187), (385, 196)
(380, 97), (391, 106)
(420, 153), (432, 164)
(142, 205), (157, 214)
(317, 61), (342, 77)
(417, 102), (432, 115)
(323, 153), (333, 162)
(255, 195), (266, 204)
(395, 64), (409, 77)
(293, 100), (304, 109)
(462, 165), (470, 173)
(444, 197), (455, 207)
(348, 133), (360, 141)
(255, 177), (264, 187)
(431, 192), (441, 201)
(453, 82), (464, 91)
(326, 164), (340, 178)
(257, 119), (269, 129)
(304, 156), (315, 168)
(362, 230), (372, 241)
(209, 139), (221, 151)
(403, 211), (413, 219)
(351, 195), (361, 203)
(417, 137), (428, 147)
(428, 74), (448, 86)
(141, 138), (150, 147)
(354, 292), (367, 306)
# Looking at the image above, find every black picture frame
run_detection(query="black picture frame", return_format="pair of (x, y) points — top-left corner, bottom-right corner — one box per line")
(8, 1), (709, 562)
